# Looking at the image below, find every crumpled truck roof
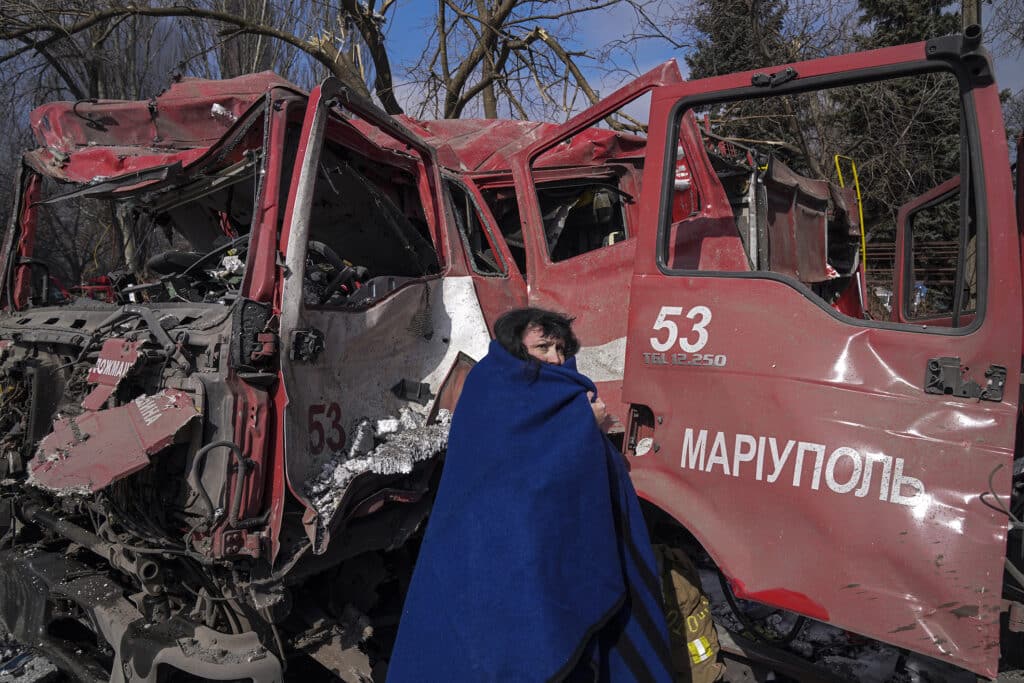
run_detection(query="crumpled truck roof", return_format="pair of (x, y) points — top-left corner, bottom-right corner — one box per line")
(23, 70), (647, 186)
(373, 117), (648, 174)
(26, 71), (298, 184)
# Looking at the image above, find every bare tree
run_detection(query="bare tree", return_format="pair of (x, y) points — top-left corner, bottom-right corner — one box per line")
(405, 0), (644, 121)
(0, 1), (400, 111)
(984, 0), (1024, 55)
(0, 2), (197, 278)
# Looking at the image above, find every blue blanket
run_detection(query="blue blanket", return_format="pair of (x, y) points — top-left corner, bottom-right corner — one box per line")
(388, 341), (671, 682)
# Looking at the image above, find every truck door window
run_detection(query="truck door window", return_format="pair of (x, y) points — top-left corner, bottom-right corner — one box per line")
(302, 131), (439, 308)
(447, 181), (506, 276)
(529, 99), (647, 263)
(536, 179), (630, 262)
(480, 187), (527, 276)
(905, 186), (975, 319)
(25, 151), (261, 307)
(663, 69), (975, 328)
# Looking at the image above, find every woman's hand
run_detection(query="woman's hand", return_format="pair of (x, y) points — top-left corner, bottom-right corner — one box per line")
(587, 391), (612, 433)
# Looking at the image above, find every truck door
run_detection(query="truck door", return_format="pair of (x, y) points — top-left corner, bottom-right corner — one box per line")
(275, 80), (491, 551)
(622, 38), (1020, 677)
(507, 62), (682, 424)
(443, 176), (527, 330)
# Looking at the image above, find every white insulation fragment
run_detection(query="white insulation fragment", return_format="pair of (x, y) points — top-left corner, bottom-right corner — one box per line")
(305, 409), (451, 531)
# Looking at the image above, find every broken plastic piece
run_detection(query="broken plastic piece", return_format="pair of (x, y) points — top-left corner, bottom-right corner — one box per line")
(391, 379), (435, 405)
(924, 357), (1007, 402)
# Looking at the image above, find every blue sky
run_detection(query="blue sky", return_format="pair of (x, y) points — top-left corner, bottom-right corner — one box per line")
(381, 0), (1023, 113)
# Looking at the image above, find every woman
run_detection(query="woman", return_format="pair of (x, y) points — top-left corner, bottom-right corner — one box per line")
(388, 308), (671, 682)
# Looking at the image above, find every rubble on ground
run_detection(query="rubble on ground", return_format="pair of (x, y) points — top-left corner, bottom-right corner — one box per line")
(698, 567), (976, 683)
(0, 633), (57, 683)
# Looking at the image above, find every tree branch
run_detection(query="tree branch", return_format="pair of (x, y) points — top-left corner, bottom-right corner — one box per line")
(16, 36), (85, 99)
(1, 5), (376, 102)
(339, 0), (403, 113)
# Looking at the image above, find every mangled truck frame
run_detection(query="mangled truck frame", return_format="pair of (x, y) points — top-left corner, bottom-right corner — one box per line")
(0, 29), (1021, 681)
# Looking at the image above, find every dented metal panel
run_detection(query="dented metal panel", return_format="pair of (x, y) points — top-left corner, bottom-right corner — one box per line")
(23, 147), (205, 186)
(387, 118), (649, 174)
(763, 157), (831, 283)
(30, 72), (296, 153)
(30, 389), (198, 493)
(81, 338), (143, 411)
(360, 62), (679, 175)
(624, 41), (1021, 677)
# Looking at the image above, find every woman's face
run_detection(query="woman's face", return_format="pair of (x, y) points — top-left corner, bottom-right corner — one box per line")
(521, 324), (566, 365)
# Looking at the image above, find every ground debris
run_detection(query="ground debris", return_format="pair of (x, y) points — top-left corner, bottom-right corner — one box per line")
(0, 633), (57, 683)
(697, 567), (977, 683)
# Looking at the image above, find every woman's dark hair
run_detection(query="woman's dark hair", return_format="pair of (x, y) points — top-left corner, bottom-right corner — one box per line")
(493, 307), (580, 361)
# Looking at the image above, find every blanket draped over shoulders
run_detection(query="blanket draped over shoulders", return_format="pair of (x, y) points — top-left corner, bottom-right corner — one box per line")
(387, 341), (671, 682)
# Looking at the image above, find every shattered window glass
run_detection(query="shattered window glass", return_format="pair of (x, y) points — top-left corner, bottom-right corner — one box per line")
(301, 128), (439, 308)
(480, 187), (527, 276)
(528, 94), (645, 264)
(446, 181), (506, 276)
(537, 179), (629, 262)
(27, 151), (259, 307)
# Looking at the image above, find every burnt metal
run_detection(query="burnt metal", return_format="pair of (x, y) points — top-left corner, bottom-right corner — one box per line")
(289, 328), (324, 363)
(96, 305), (176, 353)
(187, 440), (239, 523)
(230, 298), (274, 369)
(0, 546), (124, 677)
(185, 440), (257, 530)
(0, 534), (281, 682)
(391, 378), (435, 405)
(34, 163), (183, 204)
(19, 502), (161, 591)
(120, 618), (280, 682)
(35, 634), (109, 683)
(924, 357), (1007, 401)
(24, 359), (65, 465)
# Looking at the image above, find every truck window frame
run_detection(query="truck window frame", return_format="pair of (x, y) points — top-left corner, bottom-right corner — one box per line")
(444, 177), (508, 278)
(530, 173), (634, 263)
(899, 180), (977, 322)
(655, 61), (988, 338)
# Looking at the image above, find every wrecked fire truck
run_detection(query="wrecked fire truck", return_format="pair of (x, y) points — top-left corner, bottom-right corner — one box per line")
(0, 26), (1021, 681)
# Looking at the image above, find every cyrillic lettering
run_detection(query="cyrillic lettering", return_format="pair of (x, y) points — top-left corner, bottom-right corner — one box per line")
(135, 395), (162, 426)
(793, 442), (825, 488)
(854, 453), (892, 500)
(765, 438), (795, 483)
(705, 431), (730, 475)
(890, 458), (926, 506)
(681, 429), (708, 470)
(732, 434), (757, 477)
(676, 426), (924, 507)
(755, 436), (766, 480)
(825, 447), (863, 494)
